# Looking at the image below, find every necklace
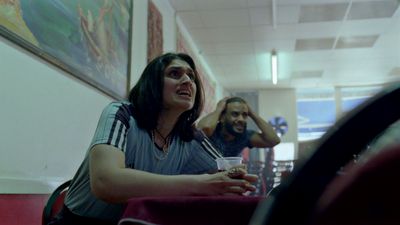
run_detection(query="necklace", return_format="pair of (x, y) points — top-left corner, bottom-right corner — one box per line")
(151, 129), (171, 160)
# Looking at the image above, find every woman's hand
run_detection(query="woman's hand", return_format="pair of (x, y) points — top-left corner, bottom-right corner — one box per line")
(224, 164), (258, 182)
(195, 167), (258, 196)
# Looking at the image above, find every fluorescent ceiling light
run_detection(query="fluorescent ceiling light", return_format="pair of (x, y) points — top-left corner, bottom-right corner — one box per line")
(271, 50), (278, 85)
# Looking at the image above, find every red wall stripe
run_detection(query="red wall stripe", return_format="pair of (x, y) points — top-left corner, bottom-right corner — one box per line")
(0, 194), (48, 225)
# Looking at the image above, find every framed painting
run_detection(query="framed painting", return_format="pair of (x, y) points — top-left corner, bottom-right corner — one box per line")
(147, 0), (163, 63)
(0, 0), (133, 99)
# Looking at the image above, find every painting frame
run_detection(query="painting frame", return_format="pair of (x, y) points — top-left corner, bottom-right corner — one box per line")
(0, 1), (133, 100)
(147, 0), (163, 63)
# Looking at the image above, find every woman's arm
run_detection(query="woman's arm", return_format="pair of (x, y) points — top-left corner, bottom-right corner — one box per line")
(90, 144), (257, 203)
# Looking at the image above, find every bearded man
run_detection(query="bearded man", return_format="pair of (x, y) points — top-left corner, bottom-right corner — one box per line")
(197, 97), (280, 157)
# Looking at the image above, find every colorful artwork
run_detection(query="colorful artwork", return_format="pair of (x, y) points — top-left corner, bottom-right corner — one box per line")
(147, 0), (163, 63)
(177, 29), (216, 115)
(0, 0), (132, 99)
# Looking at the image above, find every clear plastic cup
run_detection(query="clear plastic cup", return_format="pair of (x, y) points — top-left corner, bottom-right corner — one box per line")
(216, 157), (243, 171)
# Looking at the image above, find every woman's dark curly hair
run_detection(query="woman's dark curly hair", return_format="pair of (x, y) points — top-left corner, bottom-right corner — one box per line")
(128, 52), (204, 141)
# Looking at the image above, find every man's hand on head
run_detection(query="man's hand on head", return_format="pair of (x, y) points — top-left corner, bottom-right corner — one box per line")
(216, 97), (230, 112)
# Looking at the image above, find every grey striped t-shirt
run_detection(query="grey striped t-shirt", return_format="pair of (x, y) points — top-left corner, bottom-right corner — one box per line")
(64, 102), (217, 221)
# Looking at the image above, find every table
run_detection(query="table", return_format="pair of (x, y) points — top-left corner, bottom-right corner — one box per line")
(118, 195), (264, 225)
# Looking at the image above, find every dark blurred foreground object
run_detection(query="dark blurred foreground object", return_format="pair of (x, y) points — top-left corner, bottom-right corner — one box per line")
(311, 144), (400, 225)
(250, 83), (400, 225)
(42, 180), (71, 225)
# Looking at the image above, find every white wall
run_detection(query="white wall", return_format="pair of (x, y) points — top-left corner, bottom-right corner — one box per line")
(130, 0), (149, 87)
(258, 89), (299, 157)
(0, 37), (112, 193)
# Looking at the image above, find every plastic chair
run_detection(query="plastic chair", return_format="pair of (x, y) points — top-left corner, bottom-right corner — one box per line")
(42, 180), (71, 225)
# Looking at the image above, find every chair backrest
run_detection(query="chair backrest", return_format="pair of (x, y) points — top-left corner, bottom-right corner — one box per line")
(42, 180), (71, 225)
(310, 144), (400, 225)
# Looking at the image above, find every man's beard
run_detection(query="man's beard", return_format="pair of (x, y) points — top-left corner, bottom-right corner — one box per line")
(224, 122), (246, 137)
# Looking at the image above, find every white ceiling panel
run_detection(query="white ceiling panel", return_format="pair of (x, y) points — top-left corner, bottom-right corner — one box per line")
(295, 38), (335, 51)
(299, 3), (348, 23)
(249, 4), (300, 25)
(389, 67), (400, 76)
(394, 6), (400, 17)
(168, 0), (196, 11)
(249, 7), (273, 25)
(193, 0), (248, 10)
(374, 33), (400, 50)
(211, 67), (225, 78)
(200, 9), (250, 27)
(189, 27), (253, 44)
(213, 42), (255, 54)
(277, 5), (301, 24)
(253, 40), (295, 53)
(339, 19), (393, 36)
(222, 65), (259, 78)
(203, 55), (219, 66)
(335, 35), (379, 49)
(292, 70), (324, 79)
(196, 43), (217, 54)
(253, 22), (342, 42)
(178, 11), (203, 28)
(281, 0), (349, 4)
(329, 48), (398, 64)
(252, 24), (298, 41)
(387, 17), (400, 35)
(255, 53), (273, 79)
(170, 0), (400, 90)
(216, 54), (257, 66)
(247, 0), (270, 8)
(295, 22), (342, 38)
(348, 0), (399, 20)
(290, 51), (335, 70)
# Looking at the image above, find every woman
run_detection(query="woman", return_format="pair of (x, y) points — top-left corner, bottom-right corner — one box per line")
(50, 53), (257, 225)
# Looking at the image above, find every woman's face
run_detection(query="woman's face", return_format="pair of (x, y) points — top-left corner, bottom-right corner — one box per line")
(162, 59), (197, 112)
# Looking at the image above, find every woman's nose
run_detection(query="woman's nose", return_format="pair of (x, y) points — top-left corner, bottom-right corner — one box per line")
(180, 74), (193, 84)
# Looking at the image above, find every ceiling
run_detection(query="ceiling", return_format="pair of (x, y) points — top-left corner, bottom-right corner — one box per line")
(168, 0), (400, 92)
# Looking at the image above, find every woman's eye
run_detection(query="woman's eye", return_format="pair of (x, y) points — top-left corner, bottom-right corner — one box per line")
(167, 70), (195, 81)
(169, 71), (180, 78)
(188, 73), (195, 81)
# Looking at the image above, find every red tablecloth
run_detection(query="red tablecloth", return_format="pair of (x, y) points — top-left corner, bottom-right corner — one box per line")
(118, 195), (264, 225)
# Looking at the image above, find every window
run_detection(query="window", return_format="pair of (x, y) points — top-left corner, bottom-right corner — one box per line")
(297, 88), (335, 141)
(340, 86), (382, 114)
(297, 86), (383, 141)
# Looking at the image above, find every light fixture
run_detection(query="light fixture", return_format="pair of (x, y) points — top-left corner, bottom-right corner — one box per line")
(271, 49), (278, 85)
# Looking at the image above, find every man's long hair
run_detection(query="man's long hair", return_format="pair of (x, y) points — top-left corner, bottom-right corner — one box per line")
(128, 52), (204, 141)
